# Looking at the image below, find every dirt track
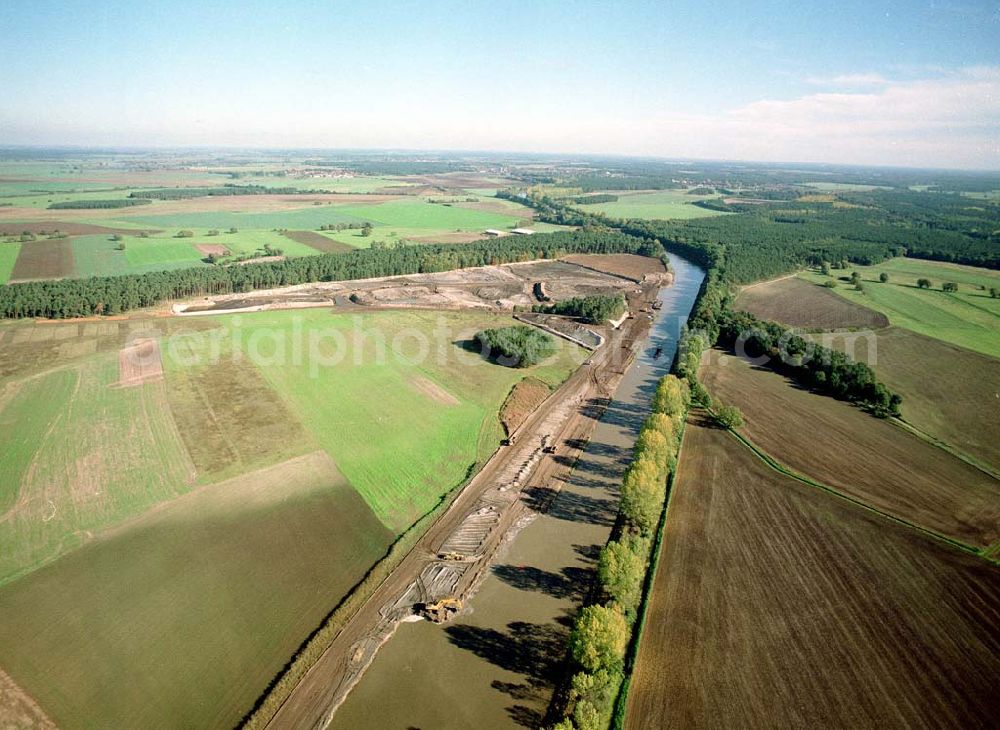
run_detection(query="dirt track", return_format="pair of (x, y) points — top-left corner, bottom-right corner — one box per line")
(264, 281), (661, 729)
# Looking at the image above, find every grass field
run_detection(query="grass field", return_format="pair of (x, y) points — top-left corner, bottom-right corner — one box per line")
(63, 230), (325, 278)
(577, 189), (729, 220)
(329, 198), (521, 230)
(0, 371), (77, 515)
(0, 451), (393, 729)
(701, 351), (1000, 549)
(735, 276), (889, 329)
(218, 308), (584, 531)
(0, 355), (195, 585)
(0, 243), (20, 283)
(800, 258), (1000, 357)
(626, 418), (1000, 729)
(115, 196), (521, 235)
(812, 327), (1000, 471)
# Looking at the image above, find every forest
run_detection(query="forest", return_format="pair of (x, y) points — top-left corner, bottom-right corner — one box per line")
(48, 198), (152, 209)
(130, 185), (301, 199)
(0, 230), (660, 319)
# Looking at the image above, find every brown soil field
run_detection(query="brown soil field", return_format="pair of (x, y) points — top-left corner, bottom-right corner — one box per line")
(117, 338), (164, 387)
(499, 377), (551, 435)
(194, 243), (228, 256)
(626, 419), (1000, 729)
(562, 253), (667, 282)
(701, 352), (1000, 548)
(735, 276), (889, 329)
(282, 230), (354, 253)
(399, 173), (509, 190)
(814, 327), (1000, 471)
(0, 221), (144, 237)
(453, 199), (534, 217)
(9, 239), (75, 281)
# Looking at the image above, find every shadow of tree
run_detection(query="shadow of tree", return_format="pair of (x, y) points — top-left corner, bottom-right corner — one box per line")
(521, 486), (616, 526)
(491, 564), (592, 601)
(444, 620), (569, 688)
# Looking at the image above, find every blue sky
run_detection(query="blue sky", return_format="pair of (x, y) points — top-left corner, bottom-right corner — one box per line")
(1, 0), (998, 168)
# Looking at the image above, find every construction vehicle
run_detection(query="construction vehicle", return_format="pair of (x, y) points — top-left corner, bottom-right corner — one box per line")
(417, 598), (462, 623)
(437, 551), (466, 562)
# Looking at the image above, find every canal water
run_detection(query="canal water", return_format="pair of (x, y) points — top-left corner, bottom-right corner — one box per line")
(329, 253), (706, 730)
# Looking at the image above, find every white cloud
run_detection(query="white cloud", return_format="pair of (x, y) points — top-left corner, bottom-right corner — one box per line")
(617, 66), (1000, 169)
(805, 72), (889, 87)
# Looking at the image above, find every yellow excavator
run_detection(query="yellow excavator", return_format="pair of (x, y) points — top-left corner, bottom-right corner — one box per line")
(417, 598), (462, 623)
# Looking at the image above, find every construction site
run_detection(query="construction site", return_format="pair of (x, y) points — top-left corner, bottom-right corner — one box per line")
(173, 256), (671, 317)
(253, 252), (698, 729)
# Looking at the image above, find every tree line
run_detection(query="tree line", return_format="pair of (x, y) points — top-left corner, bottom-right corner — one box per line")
(716, 309), (902, 417)
(48, 198), (152, 209)
(129, 184), (300, 199)
(0, 230), (661, 319)
(554, 376), (690, 730)
(569, 194), (619, 205)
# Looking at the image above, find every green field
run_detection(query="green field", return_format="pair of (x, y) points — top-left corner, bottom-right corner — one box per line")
(67, 230), (325, 278)
(0, 370), (77, 515)
(0, 356), (194, 585)
(215, 308), (583, 530)
(579, 189), (729, 220)
(800, 258), (1000, 357)
(0, 242), (20, 283)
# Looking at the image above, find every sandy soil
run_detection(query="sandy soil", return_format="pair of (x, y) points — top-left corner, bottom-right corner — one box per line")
(173, 257), (635, 316)
(563, 253), (668, 283)
(263, 280), (665, 730)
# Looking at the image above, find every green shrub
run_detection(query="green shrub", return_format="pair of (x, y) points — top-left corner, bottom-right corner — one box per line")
(474, 325), (555, 368)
